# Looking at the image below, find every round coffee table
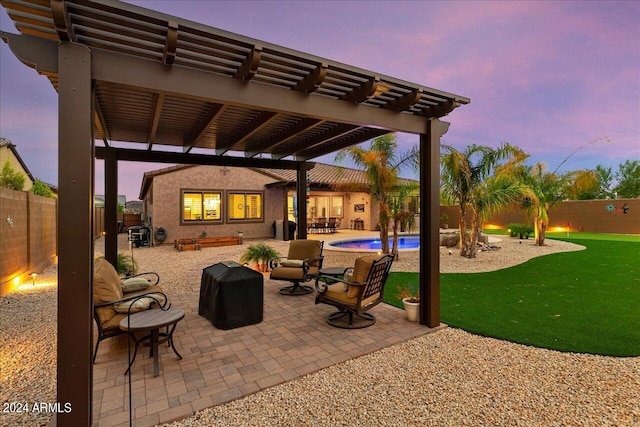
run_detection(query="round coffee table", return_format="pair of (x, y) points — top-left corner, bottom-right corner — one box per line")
(119, 307), (184, 377)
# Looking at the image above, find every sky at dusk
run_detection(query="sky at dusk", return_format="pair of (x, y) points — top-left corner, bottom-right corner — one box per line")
(1, 1), (638, 201)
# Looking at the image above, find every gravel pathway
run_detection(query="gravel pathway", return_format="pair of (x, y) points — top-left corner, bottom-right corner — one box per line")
(2, 234), (638, 426)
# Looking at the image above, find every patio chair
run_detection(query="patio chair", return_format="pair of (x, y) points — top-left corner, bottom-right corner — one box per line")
(269, 240), (324, 295)
(327, 217), (337, 233)
(92, 258), (167, 363)
(316, 217), (327, 233)
(314, 254), (394, 328)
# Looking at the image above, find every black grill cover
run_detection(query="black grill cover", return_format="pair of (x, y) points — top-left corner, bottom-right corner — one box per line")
(198, 261), (264, 330)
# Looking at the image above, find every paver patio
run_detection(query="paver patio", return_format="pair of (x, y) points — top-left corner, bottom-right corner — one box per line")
(92, 257), (440, 427)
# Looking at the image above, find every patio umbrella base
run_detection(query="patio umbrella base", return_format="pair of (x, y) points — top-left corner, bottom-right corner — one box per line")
(326, 310), (376, 329)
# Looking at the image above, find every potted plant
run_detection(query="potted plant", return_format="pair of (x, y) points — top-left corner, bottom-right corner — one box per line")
(440, 213), (449, 229)
(397, 282), (420, 322)
(239, 243), (279, 272)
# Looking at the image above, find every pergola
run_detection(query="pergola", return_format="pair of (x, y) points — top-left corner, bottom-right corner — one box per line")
(1, 0), (469, 424)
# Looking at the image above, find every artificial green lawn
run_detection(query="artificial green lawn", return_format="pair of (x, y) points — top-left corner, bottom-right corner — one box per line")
(384, 233), (640, 357)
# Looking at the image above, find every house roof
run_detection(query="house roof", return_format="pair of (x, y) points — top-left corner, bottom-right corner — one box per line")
(256, 163), (376, 187)
(139, 162), (417, 199)
(0, 137), (35, 182)
(1, 0), (469, 163)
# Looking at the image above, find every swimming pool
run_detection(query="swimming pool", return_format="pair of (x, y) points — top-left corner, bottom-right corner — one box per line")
(327, 235), (420, 252)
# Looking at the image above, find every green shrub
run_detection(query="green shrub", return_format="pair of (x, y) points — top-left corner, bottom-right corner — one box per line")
(240, 243), (280, 272)
(96, 253), (137, 275)
(506, 223), (534, 239)
(0, 160), (25, 191)
(31, 179), (54, 197)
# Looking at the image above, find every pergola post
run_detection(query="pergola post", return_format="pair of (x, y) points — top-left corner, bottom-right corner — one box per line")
(104, 148), (118, 265)
(296, 163), (308, 239)
(419, 118), (449, 327)
(57, 41), (94, 425)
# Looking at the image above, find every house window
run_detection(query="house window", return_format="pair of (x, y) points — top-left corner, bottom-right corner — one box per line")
(182, 191), (222, 222)
(228, 192), (263, 221)
(308, 195), (330, 219)
(331, 195), (344, 217)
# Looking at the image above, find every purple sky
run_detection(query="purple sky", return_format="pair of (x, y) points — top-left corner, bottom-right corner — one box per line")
(1, 1), (638, 201)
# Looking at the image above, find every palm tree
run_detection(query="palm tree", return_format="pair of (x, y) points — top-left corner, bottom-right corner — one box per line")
(440, 143), (528, 258)
(388, 182), (418, 259)
(516, 162), (566, 246)
(335, 133), (418, 255)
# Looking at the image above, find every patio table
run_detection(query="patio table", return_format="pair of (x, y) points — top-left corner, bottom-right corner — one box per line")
(318, 266), (352, 278)
(119, 307), (184, 377)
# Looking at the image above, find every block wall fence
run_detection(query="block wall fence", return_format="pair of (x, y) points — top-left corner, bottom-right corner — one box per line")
(1, 187), (57, 295)
(440, 198), (640, 235)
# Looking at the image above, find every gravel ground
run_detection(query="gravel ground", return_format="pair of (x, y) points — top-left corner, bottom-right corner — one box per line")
(1, 265), (58, 427)
(162, 328), (640, 426)
(2, 234), (639, 427)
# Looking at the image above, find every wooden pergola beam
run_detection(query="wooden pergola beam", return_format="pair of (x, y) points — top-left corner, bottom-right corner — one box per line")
(219, 110), (278, 154)
(163, 21), (178, 66)
(340, 76), (379, 103)
(234, 45), (262, 81)
(51, 0), (75, 42)
(292, 62), (327, 94)
(183, 103), (227, 153)
(147, 93), (165, 150)
(272, 123), (361, 159)
(245, 118), (324, 157)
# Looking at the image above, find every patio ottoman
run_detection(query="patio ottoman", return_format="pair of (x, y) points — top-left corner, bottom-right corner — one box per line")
(198, 261), (264, 330)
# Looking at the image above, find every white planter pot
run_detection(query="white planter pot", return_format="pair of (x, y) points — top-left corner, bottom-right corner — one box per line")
(402, 297), (420, 322)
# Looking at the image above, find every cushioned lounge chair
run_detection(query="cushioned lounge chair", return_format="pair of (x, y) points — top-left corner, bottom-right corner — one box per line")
(314, 254), (394, 328)
(269, 240), (324, 295)
(92, 259), (167, 363)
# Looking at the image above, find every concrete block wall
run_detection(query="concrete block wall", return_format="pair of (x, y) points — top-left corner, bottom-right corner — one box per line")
(440, 198), (640, 235)
(0, 188), (58, 295)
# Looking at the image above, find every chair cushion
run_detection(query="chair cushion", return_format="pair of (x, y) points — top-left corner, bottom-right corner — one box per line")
(122, 277), (151, 293)
(270, 265), (319, 281)
(323, 283), (380, 306)
(348, 255), (377, 298)
(287, 240), (322, 267)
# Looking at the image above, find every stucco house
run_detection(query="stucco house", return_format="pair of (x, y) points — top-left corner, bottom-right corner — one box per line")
(0, 137), (35, 191)
(139, 162), (419, 243)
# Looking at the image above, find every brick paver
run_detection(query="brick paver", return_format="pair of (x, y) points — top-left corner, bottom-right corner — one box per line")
(92, 271), (439, 426)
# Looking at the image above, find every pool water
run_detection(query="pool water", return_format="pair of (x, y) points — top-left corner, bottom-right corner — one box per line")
(328, 235), (420, 251)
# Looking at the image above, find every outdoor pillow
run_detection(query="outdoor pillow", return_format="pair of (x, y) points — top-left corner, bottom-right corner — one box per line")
(280, 259), (304, 268)
(121, 277), (151, 293)
(113, 293), (166, 314)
